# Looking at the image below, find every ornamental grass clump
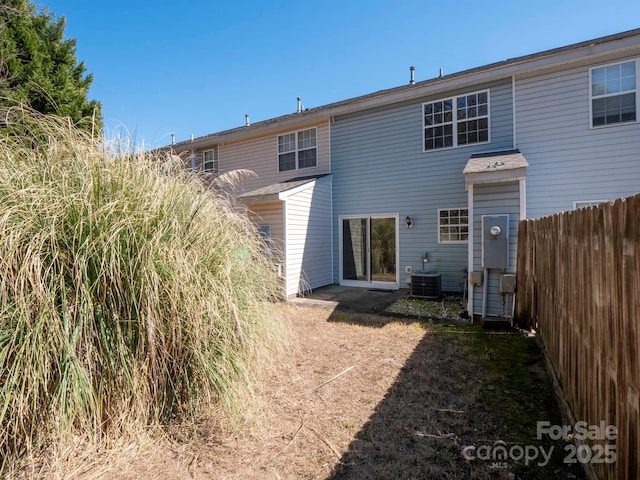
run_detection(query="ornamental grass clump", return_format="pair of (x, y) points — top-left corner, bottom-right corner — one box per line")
(0, 106), (286, 473)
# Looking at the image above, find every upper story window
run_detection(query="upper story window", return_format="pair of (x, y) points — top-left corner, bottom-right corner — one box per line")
(423, 91), (489, 151)
(202, 147), (219, 173)
(438, 208), (469, 243)
(278, 128), (317, 172)
(590, 60), (637, 127)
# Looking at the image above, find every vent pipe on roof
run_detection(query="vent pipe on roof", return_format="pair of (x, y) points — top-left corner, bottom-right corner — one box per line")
(409, 66), (415, 85)
(439, 68), (444, 78)
(245, 113), (250, 127)
(190, 133), (194, 141)
(171, 133), (175, 145)
(297, 96), (302, 113)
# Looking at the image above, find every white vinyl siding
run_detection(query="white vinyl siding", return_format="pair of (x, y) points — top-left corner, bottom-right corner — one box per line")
(283, 176), (333, 296)
(209, 122), (330, 196)
(248, 176), (333, 297)
(247, 202), (285, 266)
(257, 224), (272, 254)
(590, 59), (638, 127)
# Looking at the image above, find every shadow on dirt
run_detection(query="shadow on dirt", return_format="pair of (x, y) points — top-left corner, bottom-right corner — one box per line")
(325, 324), (586, 480)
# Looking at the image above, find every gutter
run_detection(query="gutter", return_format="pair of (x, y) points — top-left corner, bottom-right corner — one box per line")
(169, 28), (640, 151)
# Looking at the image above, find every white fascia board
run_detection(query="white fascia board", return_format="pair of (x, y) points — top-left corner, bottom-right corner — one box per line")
(279, 173), (332, 200)
(278, 180), (315, 201)
(464, 169), (528, 185)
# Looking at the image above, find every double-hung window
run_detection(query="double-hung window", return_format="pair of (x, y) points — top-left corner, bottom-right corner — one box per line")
(202, 147), (219, 173)
(590, 60), (637, 127)
(278, 128), (317, 172)
(423, 91), (489, 151)
(438, 208), (469, 243)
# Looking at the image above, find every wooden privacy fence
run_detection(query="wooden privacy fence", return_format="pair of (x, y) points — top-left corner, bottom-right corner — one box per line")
(515, 193), (640, 480)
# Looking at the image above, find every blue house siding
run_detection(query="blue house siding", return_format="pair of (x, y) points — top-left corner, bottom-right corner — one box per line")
(168, 30), (640, 299)
(331, 80), (515, 291)
(471, 181), (520, 316)
(516, 57), (640, 219)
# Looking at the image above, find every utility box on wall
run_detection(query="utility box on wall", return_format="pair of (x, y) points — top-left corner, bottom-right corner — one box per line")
(482, 215), (509, 269)
(499, 274), (516, 293)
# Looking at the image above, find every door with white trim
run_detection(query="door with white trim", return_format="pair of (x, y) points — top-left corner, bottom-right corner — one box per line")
(340, 215), (398, 288)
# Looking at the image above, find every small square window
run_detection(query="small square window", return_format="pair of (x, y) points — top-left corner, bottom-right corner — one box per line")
(438, 208), (469, 243)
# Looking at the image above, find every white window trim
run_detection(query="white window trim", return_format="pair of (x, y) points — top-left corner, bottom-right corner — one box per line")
(338, 213), (400, 289)
(202, 147), (219, 173)
(257, 224), (272, 253)
(589, 58), (639, 129)
(573, 200), (608, 210)
(277, 127), (318, 172)
(438, 207), (469, 244)
(422, 90), (491, 152)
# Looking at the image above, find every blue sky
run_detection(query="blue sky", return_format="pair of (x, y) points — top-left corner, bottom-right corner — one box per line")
(42, 0), (640, 149)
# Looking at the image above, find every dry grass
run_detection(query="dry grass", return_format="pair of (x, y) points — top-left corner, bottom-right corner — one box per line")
(0, 106), (287, 477)
(92, 303), (585, 480)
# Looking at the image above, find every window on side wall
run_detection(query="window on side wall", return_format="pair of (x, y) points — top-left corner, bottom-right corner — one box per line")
(202, 147), (219, 173)
(423, 91), (489, 151)
(574, 200), (607, 210)
(278, 128), (317, 172)
(257, 225), (272, 255)
(590, 60), (637, 127)
(438, 208), (469, 243)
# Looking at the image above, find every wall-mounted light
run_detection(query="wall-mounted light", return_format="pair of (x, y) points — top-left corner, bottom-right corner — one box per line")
(405, 216), (413, 229)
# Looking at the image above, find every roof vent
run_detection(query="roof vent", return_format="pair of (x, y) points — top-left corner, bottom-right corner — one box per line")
(245, 113), (250, 127)
(297, 97), (302, 113)
(409, 66), (415, 85)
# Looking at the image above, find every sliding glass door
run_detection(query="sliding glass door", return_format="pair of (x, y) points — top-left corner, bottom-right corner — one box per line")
(341, 215), (398, 288)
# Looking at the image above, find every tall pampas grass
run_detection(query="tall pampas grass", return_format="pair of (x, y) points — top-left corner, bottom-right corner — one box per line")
(0, 106), (287, 476)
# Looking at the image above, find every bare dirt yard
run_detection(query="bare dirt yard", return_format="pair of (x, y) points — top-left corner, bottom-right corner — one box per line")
(90, 299), (585, 480)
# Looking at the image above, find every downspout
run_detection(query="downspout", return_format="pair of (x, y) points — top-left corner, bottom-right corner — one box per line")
(466, 183), (474, 316)
(328, 118), (335, 284)
(519, 178), (527, 220)
(482, 268), (489, 319)
(190, 147), (197, 170)
(514, 177), (527, 319)
(282, 201), (288, 296)
(512, 74), (517, 150)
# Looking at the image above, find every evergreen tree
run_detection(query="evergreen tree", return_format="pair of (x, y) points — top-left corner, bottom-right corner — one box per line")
(0, 0), (102, 132)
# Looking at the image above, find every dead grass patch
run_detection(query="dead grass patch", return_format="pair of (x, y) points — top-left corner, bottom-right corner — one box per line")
(58, 303), (583, 479)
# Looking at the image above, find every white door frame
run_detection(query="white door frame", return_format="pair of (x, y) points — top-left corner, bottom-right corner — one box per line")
(339, 213), (399, 290)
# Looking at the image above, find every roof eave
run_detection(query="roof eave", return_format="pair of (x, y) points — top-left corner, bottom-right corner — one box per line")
(170, 28), (640, 151)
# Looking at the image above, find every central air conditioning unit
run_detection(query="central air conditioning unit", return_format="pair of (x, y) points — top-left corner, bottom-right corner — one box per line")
(410, 271), (441, 299)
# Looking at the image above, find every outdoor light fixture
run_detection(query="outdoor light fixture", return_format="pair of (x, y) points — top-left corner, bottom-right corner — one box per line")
(405, 216), (413, 229)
